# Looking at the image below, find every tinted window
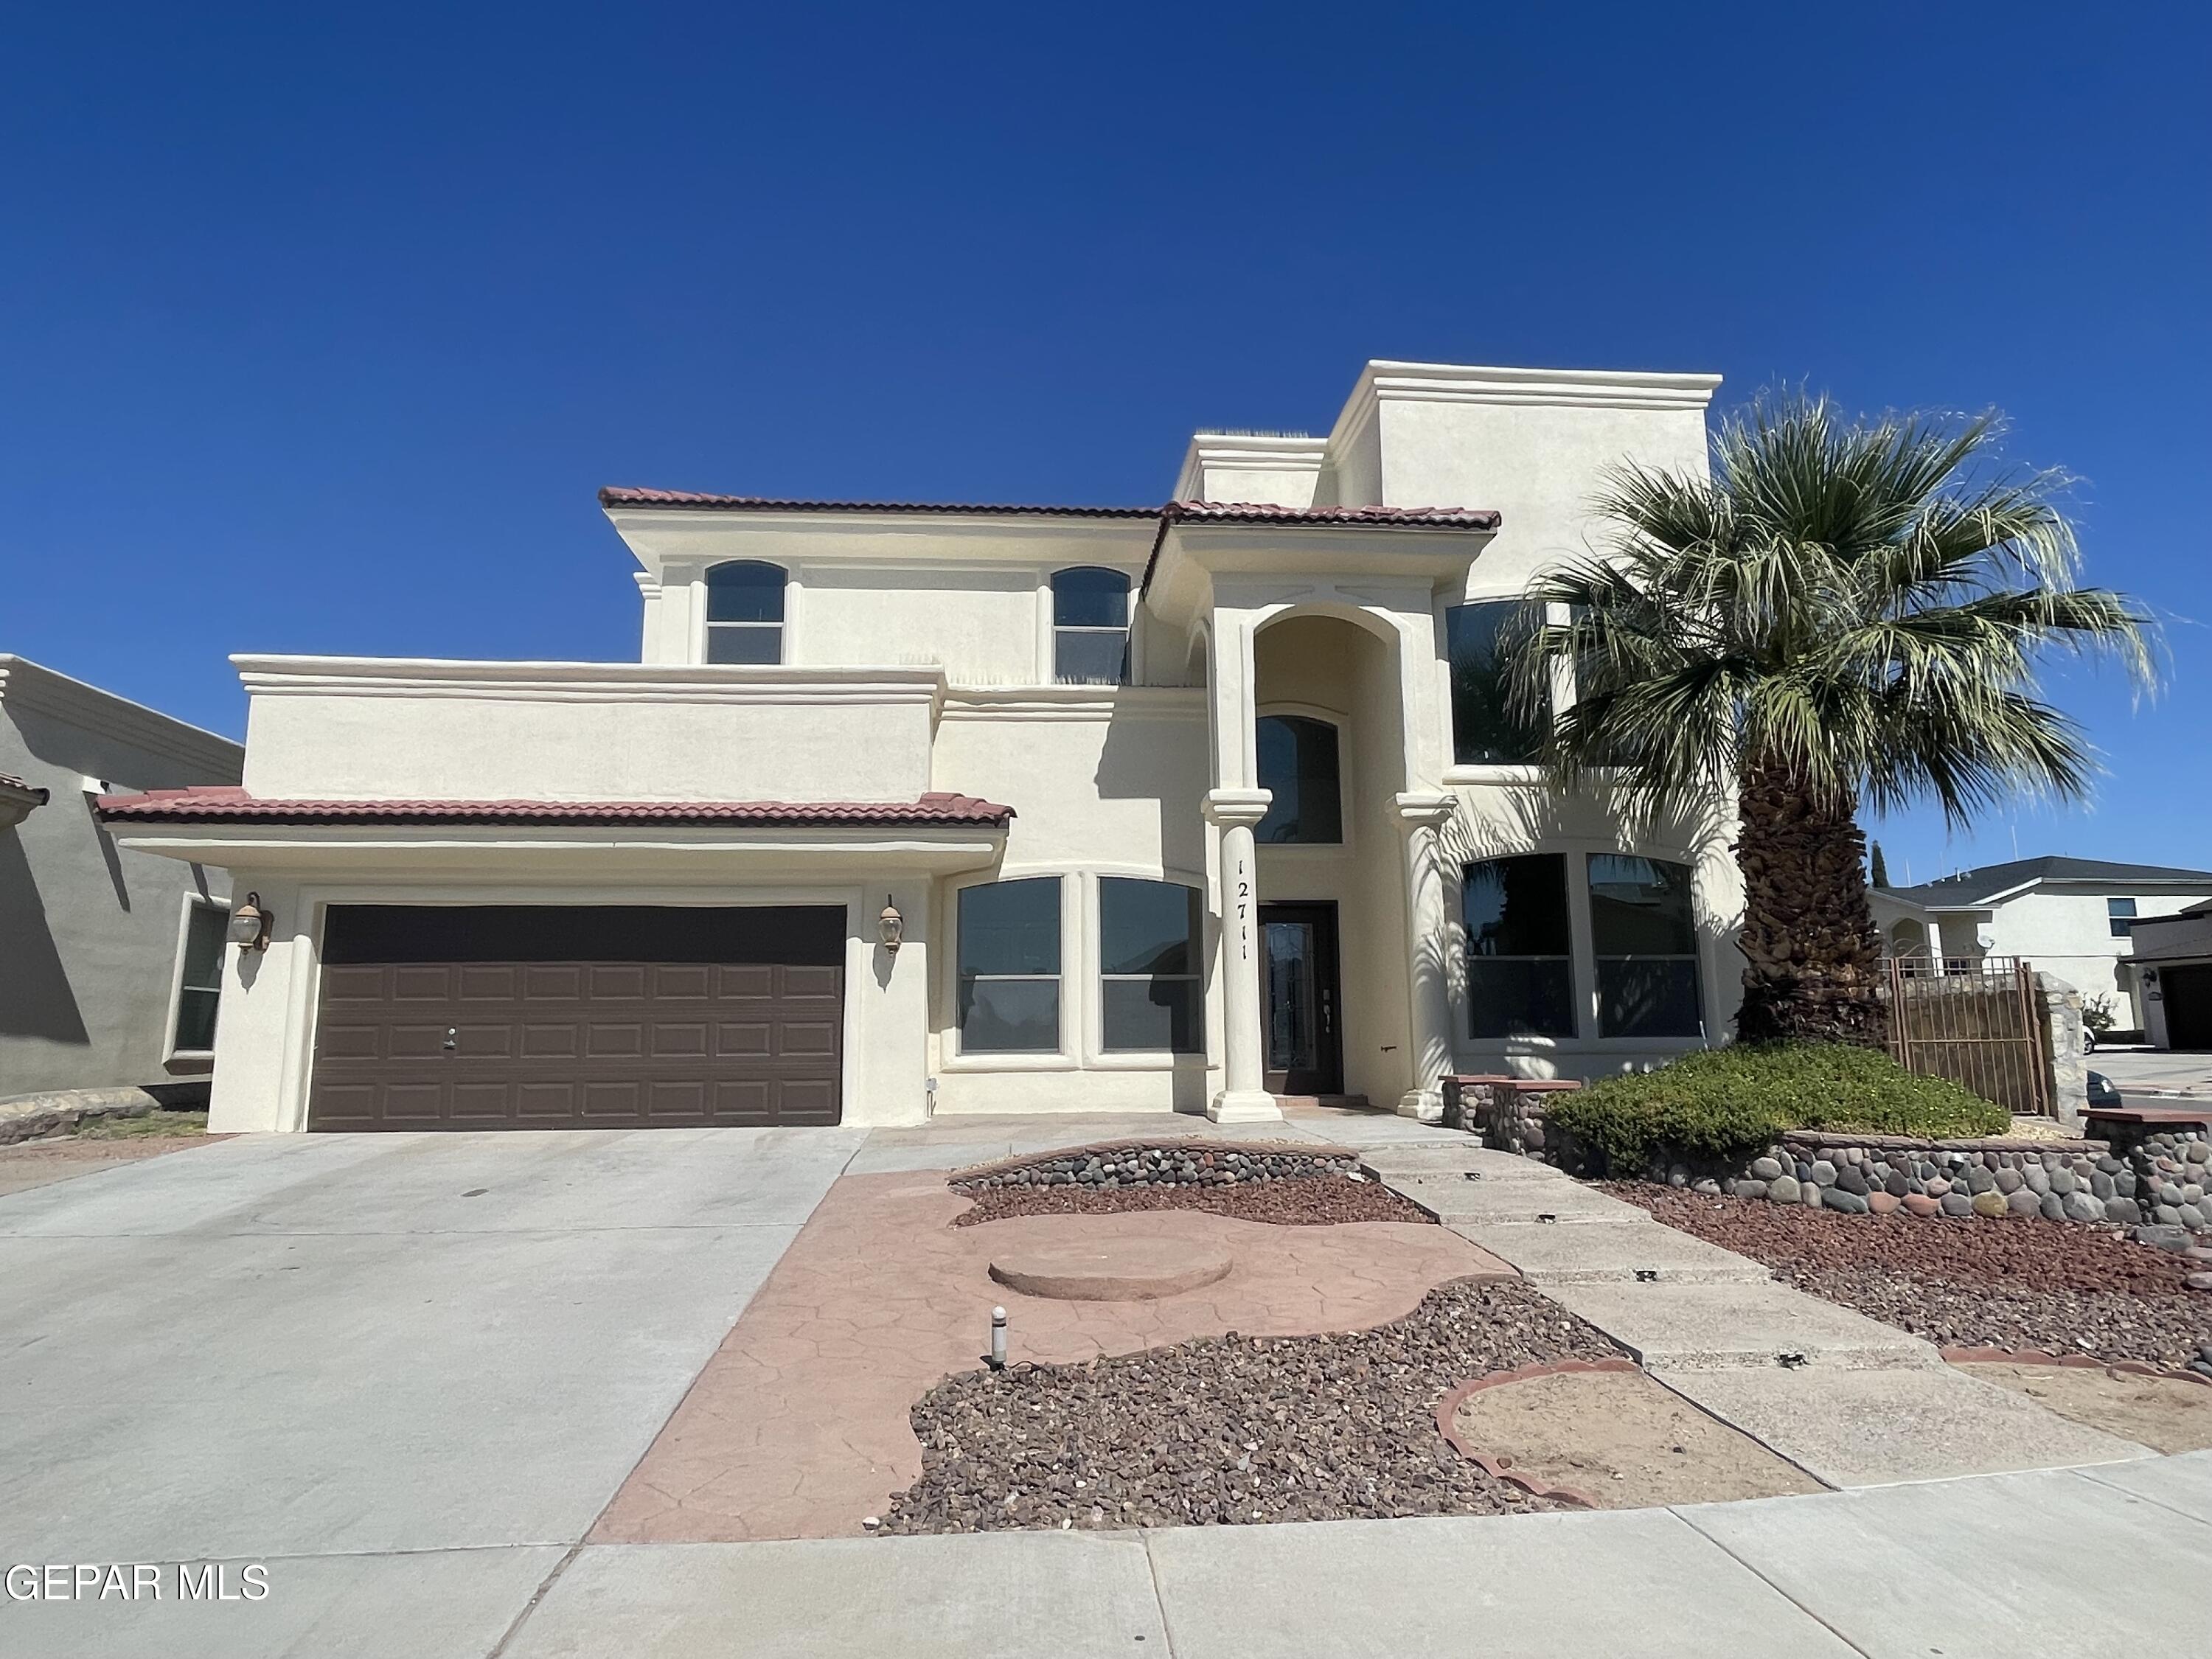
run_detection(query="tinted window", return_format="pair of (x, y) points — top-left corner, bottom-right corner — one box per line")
(958, 878), (1062, 1052)
(172, 902), (226, 1051)
(706, 561), (785, 623)
(1446, 601), (1545, 765)
(1462, 855), (1574, 1038)
(1100, 877), (1202, 1052)
(1588, 855), (1701, 1039)
(1051, 568), (1130, 685)
(1254, 715), (1342, 844)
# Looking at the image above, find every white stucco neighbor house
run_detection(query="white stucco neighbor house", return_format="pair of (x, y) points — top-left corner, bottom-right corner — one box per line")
(98, 360), (1747, 1135)
(1871, 857), (2212, 1029)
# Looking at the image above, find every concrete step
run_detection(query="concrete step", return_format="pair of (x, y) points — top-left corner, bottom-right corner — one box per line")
(1653, 1364), (2154, 1488)
(1542, 1279), (1938, 1371)
(1359, 1146), (1559, 1181)
(1450, 1218), (1774, 1284)
(1385, 1177), (1649, 1226)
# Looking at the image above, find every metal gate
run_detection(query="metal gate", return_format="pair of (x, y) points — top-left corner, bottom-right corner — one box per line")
(1884, 956), (2051, 1118)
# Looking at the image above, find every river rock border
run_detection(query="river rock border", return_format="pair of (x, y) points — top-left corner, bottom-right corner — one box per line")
(951, 1139), (1361, 1194)
(1470, 1082), (2212, 1239)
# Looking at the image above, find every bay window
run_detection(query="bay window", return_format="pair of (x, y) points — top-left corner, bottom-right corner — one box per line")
(1462, 855), (1576, 1037)
(956, 878), (1062, 1051)
(1587, 855), (1703, 1038)
(1099, 877), (1202, 1051)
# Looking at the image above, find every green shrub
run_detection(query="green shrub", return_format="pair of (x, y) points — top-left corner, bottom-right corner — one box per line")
(1544, 1044), (2011, 1175)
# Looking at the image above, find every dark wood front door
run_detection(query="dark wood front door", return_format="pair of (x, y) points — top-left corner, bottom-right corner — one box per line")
(1261, 902), (1342, 1096)
(308, 905), (845, 1130)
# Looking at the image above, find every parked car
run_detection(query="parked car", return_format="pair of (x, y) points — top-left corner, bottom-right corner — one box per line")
(2086, 1070), (2121, 1109)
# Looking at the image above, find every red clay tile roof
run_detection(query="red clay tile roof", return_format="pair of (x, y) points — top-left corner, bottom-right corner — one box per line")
(599, 488), (1158, 519)
(598, 488), (1502, 533)
(96, 787), (1013, 829)
(1162, 501), (1501, 529)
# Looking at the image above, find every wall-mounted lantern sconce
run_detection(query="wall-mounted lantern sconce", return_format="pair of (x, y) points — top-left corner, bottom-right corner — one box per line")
(227, 891), (274, 953)
(878, 895), (904, 954)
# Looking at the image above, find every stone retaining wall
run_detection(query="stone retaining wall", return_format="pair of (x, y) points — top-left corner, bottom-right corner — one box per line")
(952, 1140), (1360, 1193)
(1470, 1082), (2212, 1239)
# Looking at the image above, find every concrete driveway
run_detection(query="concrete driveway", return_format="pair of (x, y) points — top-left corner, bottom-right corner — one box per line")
(0, 1127), (861, 1657)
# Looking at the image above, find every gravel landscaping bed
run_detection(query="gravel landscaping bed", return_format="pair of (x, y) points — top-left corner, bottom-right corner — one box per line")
(1616, 1184), (2212, 1372)
(953, 1172), (1430, 1228)
(879, 1279), (1624, 1533)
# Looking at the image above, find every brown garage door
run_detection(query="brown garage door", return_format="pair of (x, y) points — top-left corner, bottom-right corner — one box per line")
(309, 905), (844, 1130)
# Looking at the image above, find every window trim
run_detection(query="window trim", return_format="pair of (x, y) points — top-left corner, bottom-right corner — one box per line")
(700, 560), (788, 666)
(1097, 876), (1205, 1055)
(162, 892), (229, 1068)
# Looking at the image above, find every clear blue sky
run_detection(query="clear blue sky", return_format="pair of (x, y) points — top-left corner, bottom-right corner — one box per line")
(4, 2), (2204, 882)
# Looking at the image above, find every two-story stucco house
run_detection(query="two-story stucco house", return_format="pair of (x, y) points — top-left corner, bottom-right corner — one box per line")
(97, 361), (1743, 1134)
(1872, 856), (2212, 1030)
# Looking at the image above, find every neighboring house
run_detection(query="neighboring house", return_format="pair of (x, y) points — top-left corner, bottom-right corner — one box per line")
(2123, 901), (2212, 1051)
(99, 360), (1745, 1135)
(1871, 857), (2212, 1027)
(0, 655), (243, 1099)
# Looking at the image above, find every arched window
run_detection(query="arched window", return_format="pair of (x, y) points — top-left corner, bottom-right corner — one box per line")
(1051, 568), (1130, 684)
(1254, 715), (1341, 844)
(705, 561), (786, 664)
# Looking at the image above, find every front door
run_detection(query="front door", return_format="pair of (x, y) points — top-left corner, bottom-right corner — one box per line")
(1261, 902), (1343, 1096)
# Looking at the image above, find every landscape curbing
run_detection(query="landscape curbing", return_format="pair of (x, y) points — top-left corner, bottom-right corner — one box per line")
(1937, 1346), (2212, 1385)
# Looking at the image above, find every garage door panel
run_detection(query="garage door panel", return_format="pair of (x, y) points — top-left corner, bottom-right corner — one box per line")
(588, 964), (649, 1001)
(310, 906), (844, 1130)
(457, 964), (521, 1001)
(520, 1023), (581, 1060)
(650, 1022), (710, 1059)
(778, 1020), (838, 1057)
(653, 965), (714, 1001)
(714, 1020), (772, 1057)
(782, 965), (839, 999)
(515, 1081), (579, 1119)
(321, 965), (391, 1004)
(392, 967), (456, 1002)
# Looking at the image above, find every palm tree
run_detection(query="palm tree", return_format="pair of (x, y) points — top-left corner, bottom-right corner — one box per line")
(1512, 394), (2157, 1047)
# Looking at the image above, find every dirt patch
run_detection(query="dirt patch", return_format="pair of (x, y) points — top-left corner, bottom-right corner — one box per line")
(1615, 1184), (2211, 1369)
(0, 1130), (222, 1198)
(1953, 1362), (2212, 1455)
(880, 1279), (1624, 1534)
(954, 1173), (1430, 1228)
(1448, 1368), (1823, 1508)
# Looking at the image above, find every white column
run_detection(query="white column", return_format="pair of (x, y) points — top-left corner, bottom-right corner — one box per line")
(1394, 791), (1460, 1123)
(1203, 787), (1279, 1122)
(1922, 917), (1944, 975)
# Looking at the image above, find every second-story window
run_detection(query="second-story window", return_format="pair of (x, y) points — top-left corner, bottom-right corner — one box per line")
(1052, 568), (1130, 684)
(2109, 897), (2138, 939)
(706, 560), (786, 664)
(1446, 599), (1545, 765)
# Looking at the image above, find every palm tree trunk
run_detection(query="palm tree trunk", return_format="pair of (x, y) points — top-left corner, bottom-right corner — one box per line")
(1733, 754), (1889, 1048)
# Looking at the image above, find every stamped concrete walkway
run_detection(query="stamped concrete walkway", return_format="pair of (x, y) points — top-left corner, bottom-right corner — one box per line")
(1361, 1138), (2155, 1486)
(594, 1164), (1511, 1542)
